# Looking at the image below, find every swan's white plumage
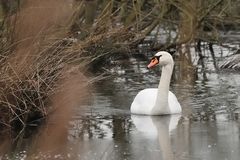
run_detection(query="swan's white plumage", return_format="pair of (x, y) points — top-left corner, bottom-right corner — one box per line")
(130, 51), (182, 115)
(130, 88), (181, 115)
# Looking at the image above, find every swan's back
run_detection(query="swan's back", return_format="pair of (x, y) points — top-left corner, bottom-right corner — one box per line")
(130, 88), (181, 115)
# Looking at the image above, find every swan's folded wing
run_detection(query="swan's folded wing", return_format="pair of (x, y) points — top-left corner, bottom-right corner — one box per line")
(168, 91), (182, 114)
(130, 88), (158, 115)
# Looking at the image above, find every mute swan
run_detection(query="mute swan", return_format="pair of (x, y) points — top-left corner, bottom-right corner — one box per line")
(130, 51), (182, 115)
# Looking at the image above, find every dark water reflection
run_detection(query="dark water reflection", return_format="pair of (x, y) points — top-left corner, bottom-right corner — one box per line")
(1, 45), (240, 160)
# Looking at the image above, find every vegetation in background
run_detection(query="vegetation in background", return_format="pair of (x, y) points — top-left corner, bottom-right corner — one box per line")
(0, 0), (239, 133)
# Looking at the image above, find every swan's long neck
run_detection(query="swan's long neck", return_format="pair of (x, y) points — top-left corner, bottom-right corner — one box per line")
(152, 62), (173, 114)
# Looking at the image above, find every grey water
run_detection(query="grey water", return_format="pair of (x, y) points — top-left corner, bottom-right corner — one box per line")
(1, 42), (240, 160)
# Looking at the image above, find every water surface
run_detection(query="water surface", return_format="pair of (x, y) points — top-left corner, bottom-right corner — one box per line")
(1, 44), (240, 160)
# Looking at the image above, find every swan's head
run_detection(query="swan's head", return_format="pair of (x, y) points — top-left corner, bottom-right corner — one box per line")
(147, 51), (173, 68)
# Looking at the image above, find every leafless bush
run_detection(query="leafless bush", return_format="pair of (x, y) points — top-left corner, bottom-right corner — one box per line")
(0, 19), (132, 132)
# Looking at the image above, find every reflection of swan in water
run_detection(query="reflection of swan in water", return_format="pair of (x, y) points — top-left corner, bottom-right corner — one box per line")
(130, 51), (181, 115)
(131, 115), (181, 160)
(220, 49), (240, 70)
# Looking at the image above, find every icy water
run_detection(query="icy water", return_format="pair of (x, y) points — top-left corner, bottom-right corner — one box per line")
(1, 44), (240, 160)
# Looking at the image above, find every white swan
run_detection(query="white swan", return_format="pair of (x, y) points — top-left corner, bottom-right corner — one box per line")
(130, 51), (182, 115)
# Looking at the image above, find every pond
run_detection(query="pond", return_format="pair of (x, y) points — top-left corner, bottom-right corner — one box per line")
(1, 42), (240, 160)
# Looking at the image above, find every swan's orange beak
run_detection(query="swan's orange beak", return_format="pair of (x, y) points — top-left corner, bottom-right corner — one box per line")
(147, 57), (159, 69)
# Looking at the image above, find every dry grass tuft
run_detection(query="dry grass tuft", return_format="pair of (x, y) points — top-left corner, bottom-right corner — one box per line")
(0, 11), (131, 133)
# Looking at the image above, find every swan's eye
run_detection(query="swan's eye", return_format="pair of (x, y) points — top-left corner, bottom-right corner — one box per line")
(157, 55), (162, 60)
